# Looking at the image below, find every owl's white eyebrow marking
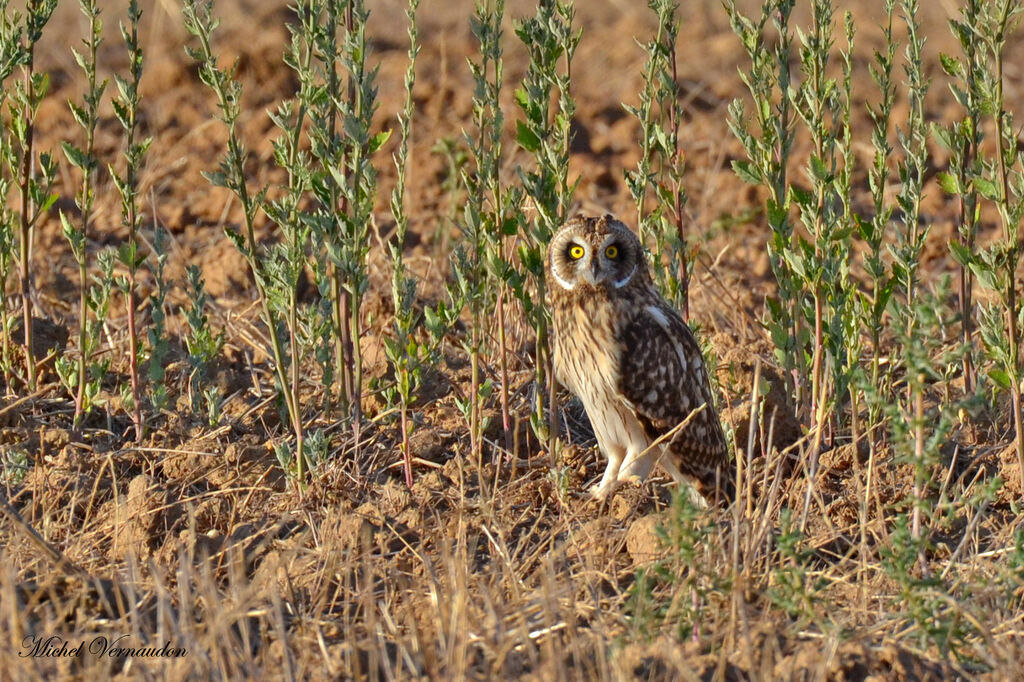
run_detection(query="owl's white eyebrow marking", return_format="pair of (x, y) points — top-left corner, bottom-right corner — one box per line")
(612, 263), (637, 288)
(551, 266), (576, 291)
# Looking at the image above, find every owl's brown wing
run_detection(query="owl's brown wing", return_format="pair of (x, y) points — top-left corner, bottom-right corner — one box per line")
(616, 302), (732, 499)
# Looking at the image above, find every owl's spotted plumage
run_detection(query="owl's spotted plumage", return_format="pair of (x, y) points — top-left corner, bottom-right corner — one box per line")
(545, 214), (731, 504)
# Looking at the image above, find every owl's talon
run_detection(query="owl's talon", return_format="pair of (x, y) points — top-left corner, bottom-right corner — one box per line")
(617, 455), (654, 484)
(589, 481), (618, 501)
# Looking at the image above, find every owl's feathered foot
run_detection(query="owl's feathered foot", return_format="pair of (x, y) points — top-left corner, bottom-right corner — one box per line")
(616, 451), (655, 485)
(589, 479), (618, 501)
(590, 451), (625, 501)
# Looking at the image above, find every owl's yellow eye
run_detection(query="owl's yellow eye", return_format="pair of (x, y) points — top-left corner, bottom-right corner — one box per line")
(569, 245), (585, 260)
(605, 245), (619, 259)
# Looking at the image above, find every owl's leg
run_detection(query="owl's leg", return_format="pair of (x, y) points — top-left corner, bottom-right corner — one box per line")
(616, 419), (658, 486)
(590, 447), (625, 501)
(617, 446), (657, 484)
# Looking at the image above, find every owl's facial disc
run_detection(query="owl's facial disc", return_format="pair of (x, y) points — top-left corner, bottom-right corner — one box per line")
(612, 262), (637, 288)
(599, 235), (636, 288)
(547, 216), (645, 292)
(550, 240), (583, 291)
(563, 240), (603, 287)
(580, 243), (601, 286)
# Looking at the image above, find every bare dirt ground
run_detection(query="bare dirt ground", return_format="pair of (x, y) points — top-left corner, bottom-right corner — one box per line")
(3, 0), (1024, 679)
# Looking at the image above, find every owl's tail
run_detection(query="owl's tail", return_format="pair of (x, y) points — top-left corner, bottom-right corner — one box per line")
(661, 456), (736, 509)
(701, 462), (736, 508)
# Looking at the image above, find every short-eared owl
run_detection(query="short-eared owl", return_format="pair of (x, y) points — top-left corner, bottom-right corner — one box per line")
(546, 214), (731, 504)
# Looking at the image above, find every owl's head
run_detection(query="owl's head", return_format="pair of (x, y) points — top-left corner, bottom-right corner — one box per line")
(546, 214), (646, 293)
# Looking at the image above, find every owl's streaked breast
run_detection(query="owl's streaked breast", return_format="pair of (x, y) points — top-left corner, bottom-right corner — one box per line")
(552, 291), (610, 388)
(551, 288), (648, 448)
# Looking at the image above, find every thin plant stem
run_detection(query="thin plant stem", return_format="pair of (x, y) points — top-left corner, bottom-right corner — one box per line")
(991, 2), (1024, 493)
(16, 18), (36, 390)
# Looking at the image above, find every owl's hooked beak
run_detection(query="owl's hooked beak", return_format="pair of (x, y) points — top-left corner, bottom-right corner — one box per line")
(581, 259), (602, 286)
